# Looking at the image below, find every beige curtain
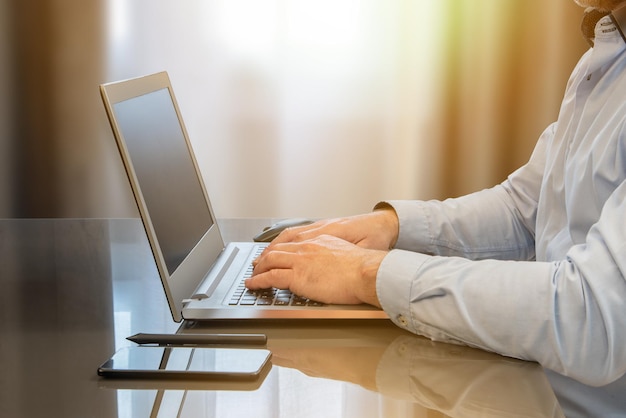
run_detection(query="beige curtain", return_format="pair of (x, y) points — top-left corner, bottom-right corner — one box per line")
(1, 0), (589, 218)
(435, 0), (588, 199)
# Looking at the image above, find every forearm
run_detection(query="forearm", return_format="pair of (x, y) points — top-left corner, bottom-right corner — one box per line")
(379, 124), (550, 262)
(382, 184), (536, 261)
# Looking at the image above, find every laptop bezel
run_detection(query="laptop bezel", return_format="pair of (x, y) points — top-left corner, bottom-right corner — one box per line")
(100, 71), (224, 322)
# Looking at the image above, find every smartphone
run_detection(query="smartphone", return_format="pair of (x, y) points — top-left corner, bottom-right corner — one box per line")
(97, 346), (272, 380)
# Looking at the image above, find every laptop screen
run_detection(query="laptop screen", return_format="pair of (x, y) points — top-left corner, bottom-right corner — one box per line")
(112, 88), (214, 275)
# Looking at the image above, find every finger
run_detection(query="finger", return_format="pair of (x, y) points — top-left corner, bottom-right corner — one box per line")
(253, 238), (306, 268)
(245, 268), (294, 291)
(270, 223), (323, 245)
(253, 230), (302, 264)
(279, 219), (356, 247)
(252, 247), (298, 275)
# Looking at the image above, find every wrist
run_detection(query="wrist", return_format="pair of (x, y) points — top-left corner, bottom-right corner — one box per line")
(359, 250), (386, 308)
(373, 204), (399, 249)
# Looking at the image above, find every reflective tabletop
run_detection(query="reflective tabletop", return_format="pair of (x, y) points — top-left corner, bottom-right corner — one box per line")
(1, 218), (625, 417)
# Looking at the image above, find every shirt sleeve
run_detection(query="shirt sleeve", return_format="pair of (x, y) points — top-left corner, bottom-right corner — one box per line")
(375, 123), (626, 386)
(378, 122), (555, 263)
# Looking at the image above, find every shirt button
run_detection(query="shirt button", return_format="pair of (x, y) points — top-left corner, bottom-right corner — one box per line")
(396, 314), (409, 327)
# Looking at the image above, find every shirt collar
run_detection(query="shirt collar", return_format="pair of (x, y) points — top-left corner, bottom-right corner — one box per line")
(610, 4), (626, 43)
(582, 5), (626, 46)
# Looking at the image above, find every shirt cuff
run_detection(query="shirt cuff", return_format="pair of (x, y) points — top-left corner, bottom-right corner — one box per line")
(376, 249), (429, 333)
(377, 249), (471, 346)
(374, 200), (433, 252)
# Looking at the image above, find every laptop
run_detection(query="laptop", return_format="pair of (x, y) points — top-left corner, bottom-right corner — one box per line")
(100, 71), (387, 322)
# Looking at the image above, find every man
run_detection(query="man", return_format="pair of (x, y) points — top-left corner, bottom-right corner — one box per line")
(247, 0), (626, 386)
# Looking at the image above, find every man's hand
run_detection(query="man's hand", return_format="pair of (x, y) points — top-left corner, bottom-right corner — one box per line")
(246, 235), (387, 307)
(266, 208), (399, 251)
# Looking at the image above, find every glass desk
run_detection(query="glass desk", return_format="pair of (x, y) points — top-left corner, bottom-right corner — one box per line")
(1, 218), (624, 417)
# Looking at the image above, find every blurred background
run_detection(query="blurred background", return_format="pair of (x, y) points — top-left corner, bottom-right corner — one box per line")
(0, 0), (588, 219)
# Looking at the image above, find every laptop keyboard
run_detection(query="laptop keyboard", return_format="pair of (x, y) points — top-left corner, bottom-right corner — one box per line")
(227, 246), (324, 307)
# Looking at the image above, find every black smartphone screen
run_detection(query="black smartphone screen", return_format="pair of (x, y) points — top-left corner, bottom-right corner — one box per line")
(98, 346), (272, 380)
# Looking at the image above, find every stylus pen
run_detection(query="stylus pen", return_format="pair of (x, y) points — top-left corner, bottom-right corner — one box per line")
(127, 332), (267, 346)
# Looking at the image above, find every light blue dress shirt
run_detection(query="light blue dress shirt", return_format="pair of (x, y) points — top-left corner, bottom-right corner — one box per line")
(377, 13), (626, 386)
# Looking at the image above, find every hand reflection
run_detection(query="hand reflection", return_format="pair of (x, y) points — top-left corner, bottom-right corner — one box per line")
(272, 336), (563, 418)
(271, 346), (385, 392)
